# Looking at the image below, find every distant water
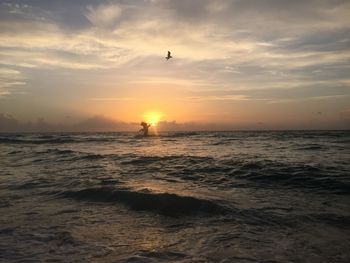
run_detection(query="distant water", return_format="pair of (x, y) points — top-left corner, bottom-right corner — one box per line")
(1, 131), (349, 262)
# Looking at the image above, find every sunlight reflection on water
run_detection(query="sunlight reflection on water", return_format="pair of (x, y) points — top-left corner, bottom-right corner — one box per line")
(0, 131), (349, 262)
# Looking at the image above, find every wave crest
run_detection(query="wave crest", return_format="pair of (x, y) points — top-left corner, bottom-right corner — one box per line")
(60, 187), (229, 216)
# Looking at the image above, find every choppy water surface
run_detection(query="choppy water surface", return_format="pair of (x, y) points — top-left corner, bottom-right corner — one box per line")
(1, 131), (349, 262)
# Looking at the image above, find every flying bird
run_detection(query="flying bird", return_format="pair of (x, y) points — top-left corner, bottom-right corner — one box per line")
(165, 51), (173, 60)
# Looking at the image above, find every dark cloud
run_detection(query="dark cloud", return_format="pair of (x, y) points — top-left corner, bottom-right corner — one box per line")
(339, 109), (350, 120)
(276, 28), (350, 53)
(0, 114), (63, 132)
(1, 113), (349, 132)
(0, 114), (136, 132)
(0, 113), (20, 132)
(0, 0), (101, 30)
(0, 114), (262, 132)
(72, 115), (137, 132)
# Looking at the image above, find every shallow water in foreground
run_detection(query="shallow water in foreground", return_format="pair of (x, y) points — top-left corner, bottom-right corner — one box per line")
(0, 131), (349, 262)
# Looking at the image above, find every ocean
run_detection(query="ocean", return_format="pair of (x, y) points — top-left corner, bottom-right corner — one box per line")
(0, 131), (349, 262)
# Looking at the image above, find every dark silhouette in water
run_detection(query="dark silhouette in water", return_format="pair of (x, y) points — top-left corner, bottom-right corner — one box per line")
(139, 122), (151, 136)
(166, 51), (173, 60)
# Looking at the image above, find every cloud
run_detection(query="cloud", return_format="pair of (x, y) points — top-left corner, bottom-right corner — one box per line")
(0, 0), (349, 128)
(0, 67), (25, 97)
(0, 113), (20, 131)
(85, 3), (122, 28)
(0, 114), (61, 132)
(1, 0), (349, 73)
(185, 83), (350, 103)
(72, 115), (136, 132)
(0, 114), (272, 132)
(339, 108), (350, 123)
(183, 95), (252, 101)
(1, 112), (349, 132)
(0, 114), (134, 132)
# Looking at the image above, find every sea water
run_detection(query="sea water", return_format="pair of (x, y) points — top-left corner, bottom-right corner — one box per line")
(0, 131), (349, 262)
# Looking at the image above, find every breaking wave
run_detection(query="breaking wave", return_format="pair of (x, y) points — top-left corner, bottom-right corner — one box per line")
(60, 187), (229, 216)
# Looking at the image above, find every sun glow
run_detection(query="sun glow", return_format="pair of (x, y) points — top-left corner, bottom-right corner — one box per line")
(143, 111), (163, 126)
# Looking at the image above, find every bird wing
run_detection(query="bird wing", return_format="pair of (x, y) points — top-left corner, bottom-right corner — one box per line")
(168, 51), (171, 56)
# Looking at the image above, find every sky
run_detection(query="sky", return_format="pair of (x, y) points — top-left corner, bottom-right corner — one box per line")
(0, 0), (350, 131)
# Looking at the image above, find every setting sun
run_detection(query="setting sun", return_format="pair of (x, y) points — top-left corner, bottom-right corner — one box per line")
(143, 112), (163, 126)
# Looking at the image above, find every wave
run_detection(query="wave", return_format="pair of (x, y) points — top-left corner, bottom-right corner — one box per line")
(0, 132), (201, 144)
(0, 135), (117, 144)
(160, 132), (200, 138)
(121, 155), (213, 165)
(0, 137), (76, 144)
(308, 213), (350, 227)
(295, 144), (325, 151)
(39, 148), (76, 155)
(60, 187), (229, 216)
(0, 137), (28, 144)
(35, 148), (106, 161)
(124, 251), (188, 262)
(228, 160), (350, 194)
